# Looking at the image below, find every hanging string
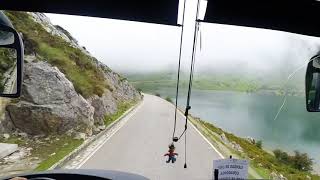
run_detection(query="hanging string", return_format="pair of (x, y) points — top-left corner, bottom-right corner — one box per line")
(184, 127), (187, 168)
(175, 20), (200, 142)
(169, 0), (201, 169)
(180, 0), (201, 169)
(172, 0), (187, 141)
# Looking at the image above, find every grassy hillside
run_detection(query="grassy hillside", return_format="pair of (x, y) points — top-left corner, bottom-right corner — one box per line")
(190, 117), (320, 180)
(5, 11), (108, 98)
(126, 71), (304, 96)
(128, 72), (261, 93)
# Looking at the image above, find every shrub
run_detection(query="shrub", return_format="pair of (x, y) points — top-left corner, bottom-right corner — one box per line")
(155, 93), (161, 97)
(292, 150), (313, 171)
(273, 149), (313, 171)
(274, 149), (290, 164)
(256, 140), (262, 149)
(165, 97), (173, 103)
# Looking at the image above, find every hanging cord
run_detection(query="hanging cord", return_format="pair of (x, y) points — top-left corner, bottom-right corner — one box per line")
(172, 0), (187, 141)
(175, 20), (200, 142)
(181, 20), (199, 169)
(179, 0), (202, 169)
(184, 127), (187, 168)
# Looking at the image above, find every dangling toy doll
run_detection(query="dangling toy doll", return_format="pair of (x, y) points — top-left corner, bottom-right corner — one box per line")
(164, 143), (178, 163)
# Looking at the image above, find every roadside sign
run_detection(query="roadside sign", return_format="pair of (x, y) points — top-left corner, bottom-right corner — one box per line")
(212, 159), (248, 180)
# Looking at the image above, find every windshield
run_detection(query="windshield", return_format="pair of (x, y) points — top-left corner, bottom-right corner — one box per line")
(0, 8), (320, 180)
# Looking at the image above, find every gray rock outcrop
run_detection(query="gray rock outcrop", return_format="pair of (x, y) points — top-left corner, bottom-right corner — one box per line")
(87, 61), (141, 126)
(99, 63), (141, 102)
(5, 61), (94, 136)
(1, 12), (141, 137)
(87, 90), (117, 126)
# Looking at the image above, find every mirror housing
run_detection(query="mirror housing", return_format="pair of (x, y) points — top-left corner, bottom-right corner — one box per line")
(0, 14), (23, 98)
(305, 55), (320, 112)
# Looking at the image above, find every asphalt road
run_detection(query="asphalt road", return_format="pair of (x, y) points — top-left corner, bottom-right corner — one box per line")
(80, 94), (223, 179)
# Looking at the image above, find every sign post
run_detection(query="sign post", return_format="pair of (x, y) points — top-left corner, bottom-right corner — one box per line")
(212, 158), (249, 179)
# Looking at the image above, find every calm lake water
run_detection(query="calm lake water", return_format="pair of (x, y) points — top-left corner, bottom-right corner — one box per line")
(147, 88), (320, 171)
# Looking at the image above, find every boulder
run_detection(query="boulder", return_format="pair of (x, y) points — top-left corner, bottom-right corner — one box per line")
(270, 172), (277, 179)
(98, 125), (106, 130)
(92, 126), (101, 134)
(246, 136), (256, 144)
(5, 62), (94, 136)
(18, 133), (28, 138)
(97, 63), (141, 103)
(0, 113), (15, 133)
(74, 132), (86, 140)
(231, 141), (243, 152)
(220, 133), (229, 144)
(86, 62), (141, 125)
(87, 90), (117, 126)
(269, 172), (288, 180)
(2, 133), (10, 139)
(105, 71), (141, 102)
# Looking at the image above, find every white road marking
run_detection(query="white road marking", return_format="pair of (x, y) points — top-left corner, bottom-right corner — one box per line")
(188, 117), (225, 158)
(76, 100), (144, 169)
(176, 107), (225, 159)
(75, 96), (224, 169)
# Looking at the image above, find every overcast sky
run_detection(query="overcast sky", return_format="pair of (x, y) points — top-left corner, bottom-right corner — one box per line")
(45, 0), (320, 75)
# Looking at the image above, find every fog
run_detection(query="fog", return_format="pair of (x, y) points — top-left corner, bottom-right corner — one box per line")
(46, 0), (320, 77)
(45, 1), (320, 171)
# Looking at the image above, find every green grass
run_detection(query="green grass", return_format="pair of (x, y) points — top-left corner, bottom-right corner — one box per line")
(165, 96), (173, 103)
(5, 11), (108, 98)
(0, 135), (26, 145)
(130, 76), (260, 93)
(0, 135), (83, 171)
(34, 136), (83, 171)
(127, 72), (304, 96)
(190, 117), (320, 180)
(104, 101), (136, 126)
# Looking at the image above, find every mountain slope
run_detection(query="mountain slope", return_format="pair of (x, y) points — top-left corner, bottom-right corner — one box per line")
(1, 11), (141, 136)
(5, 11), (107, 98)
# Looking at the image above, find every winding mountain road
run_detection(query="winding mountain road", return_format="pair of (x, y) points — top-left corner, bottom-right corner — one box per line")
(67, 94), (223, 179)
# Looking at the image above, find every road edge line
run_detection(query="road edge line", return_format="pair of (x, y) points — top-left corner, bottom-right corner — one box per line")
(48, 97), (144, 170)
(160, 95), (225, 159)
(187, 118), (225, 158)
(176, 110), (225, 158)
(76, 100), (144, 168)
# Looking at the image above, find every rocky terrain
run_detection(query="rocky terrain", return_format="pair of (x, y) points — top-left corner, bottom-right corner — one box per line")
(0, 11), (141, 137)
(0, 11), (141, 176)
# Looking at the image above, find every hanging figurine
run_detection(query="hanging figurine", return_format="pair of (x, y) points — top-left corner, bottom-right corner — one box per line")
(164, 143), (179, 163)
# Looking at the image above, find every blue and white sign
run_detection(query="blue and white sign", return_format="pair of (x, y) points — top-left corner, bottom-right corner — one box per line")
(213, 159), (249, 180)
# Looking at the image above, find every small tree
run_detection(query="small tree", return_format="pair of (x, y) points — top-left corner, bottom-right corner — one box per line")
(165, 96), (173, 103)
(273, 149), (290, 164)
(256, 140), (262, 149)
(292, 150), (313, 171)
(155, 93), (161, 97)
(273, 149), (313, 172)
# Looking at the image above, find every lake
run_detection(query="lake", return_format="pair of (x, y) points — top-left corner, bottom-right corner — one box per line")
(146, 87), (320, 172)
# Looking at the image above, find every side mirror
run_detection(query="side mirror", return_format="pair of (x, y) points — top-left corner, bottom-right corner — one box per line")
(305, 55), (320, 112)
(0, 24), (23, 98)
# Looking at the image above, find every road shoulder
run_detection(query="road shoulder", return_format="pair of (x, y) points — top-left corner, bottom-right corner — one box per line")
(49, 99), (144, 170)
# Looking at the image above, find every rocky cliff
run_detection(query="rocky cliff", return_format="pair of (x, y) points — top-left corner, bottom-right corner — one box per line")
(0, 11), (141, 137)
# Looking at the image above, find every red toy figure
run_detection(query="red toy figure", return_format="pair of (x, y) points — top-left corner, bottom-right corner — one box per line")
(164, 143), (178, 163)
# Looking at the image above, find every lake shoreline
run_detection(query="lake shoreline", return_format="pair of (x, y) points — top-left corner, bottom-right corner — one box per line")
(186, 113), (320, 179)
